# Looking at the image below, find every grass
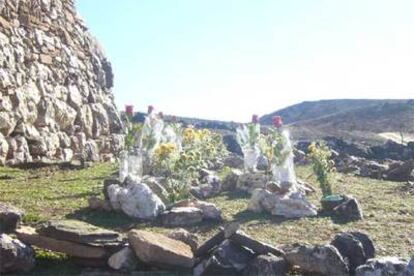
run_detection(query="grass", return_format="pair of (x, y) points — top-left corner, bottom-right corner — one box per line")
(0, 163), (413, 275)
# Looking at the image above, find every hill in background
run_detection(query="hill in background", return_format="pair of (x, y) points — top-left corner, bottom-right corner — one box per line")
(260, 99), (414, 144)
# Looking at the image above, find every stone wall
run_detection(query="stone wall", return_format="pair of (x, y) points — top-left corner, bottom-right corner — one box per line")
(0, 0), (124, 166)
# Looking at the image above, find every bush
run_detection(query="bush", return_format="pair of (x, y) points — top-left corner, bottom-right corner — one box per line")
(307, 141), (335, 197)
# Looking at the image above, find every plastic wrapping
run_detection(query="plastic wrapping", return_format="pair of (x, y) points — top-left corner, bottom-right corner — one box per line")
(119, 150), (143, 182)
(243, 146), (261, 172)
(271, 130), (296, 187)
(236, 123), (261, 172)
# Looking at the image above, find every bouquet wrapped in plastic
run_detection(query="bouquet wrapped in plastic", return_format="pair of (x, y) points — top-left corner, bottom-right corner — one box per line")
(236, 115), (261, 172)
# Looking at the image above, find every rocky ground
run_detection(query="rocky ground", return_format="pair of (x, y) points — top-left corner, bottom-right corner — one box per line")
(0, 163), (413, 275)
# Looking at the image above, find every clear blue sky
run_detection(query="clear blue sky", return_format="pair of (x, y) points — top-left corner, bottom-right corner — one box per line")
(76, 0), (414, 122)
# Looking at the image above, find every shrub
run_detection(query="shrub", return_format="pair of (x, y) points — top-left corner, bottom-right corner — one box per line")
(307, 141), (336, 197)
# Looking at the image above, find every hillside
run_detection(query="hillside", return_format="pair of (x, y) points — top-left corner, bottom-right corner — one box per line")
(261, 99), (414, 144)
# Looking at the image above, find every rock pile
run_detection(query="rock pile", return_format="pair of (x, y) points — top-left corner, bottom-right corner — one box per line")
(0, 0), (124, 166)
(1, 207), (413, 276)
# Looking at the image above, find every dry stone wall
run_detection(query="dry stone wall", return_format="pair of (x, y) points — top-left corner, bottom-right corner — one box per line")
(0, 0), (124, 166)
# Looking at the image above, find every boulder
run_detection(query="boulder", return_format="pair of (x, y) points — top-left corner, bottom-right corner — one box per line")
(109, 176), (166, 219)
(128, 229), (194, 269)
(0, 233), (35, 274)
(194, 240), (255, 276)
(0, 202), (24, 233)
(237, 172), (267, 194)
(285, 244), (349, 276)
(355, 257), (410, 276)
(167, 228), (199, 253)
(160, 207), (203, 227)
(243, 254), (288, 276)
(331, 232), (375, 273)
(37, 220), (122, 245)
(16, 226), (108, 259)
(107, 246), (138, 271)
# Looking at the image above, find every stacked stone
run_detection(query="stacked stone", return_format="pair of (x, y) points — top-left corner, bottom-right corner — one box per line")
(0, 0), (124, 166)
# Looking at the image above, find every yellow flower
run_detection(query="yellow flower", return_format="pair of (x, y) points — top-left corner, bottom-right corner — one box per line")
(155, 143), (177, 159)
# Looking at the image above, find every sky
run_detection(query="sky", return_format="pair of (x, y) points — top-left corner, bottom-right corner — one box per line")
(76, 0), (414, 122)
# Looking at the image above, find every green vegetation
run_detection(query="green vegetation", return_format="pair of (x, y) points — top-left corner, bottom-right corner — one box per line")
(0, 164), (413, 274)
(307, 141), (336, 197)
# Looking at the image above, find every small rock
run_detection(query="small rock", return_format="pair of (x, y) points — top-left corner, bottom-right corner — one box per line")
(222, 168), (242, 191)
(230, 230), (284, 257)
(321, 194), (348, 212)
(355, 256), (410, 276)
(171, 199), (222, 221)
(88, 196), (106, 210)
(285, 244), (349, 276)
(167, 228), (199, 252)
(107, 246), (138, 271)
(383, 160), (414, 182)
(194, 200), (222, 221)
(334, 196), (363, 221)
(128, 229), (194, 269)
(0, 202), (24, 233)
(257, 155), (269, 171)
(0, 233), (35, 274)
(223, 154), (244, 169)
(194, 240), (255, 276)
(160, 207), (203, 227)
(237, 172), (267, 194)
(243, 254), (288, 276)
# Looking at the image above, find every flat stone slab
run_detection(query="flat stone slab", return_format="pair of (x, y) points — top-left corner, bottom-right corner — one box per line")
(128, 229), (194, 269)
(37, 220), (122, 246)
(160, 207), (203, 227)
(16, 226), (108, 259)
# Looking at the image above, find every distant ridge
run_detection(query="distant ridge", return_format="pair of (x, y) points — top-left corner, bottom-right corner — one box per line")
(261, 99), (414, 143)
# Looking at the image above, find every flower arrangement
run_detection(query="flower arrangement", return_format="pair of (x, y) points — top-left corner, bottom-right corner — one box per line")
(307, 141), (335, 197)
(236, 115), (262, 172)
(121, 105), (227, 202)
